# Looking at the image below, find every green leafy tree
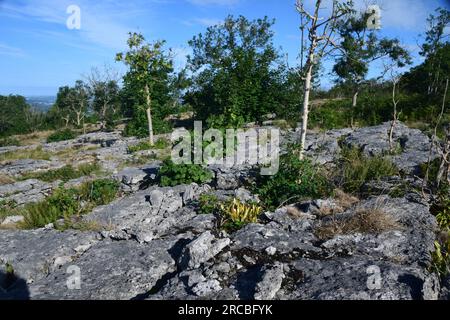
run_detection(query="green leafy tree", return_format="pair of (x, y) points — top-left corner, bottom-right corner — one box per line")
(52, 81), (90, 128)
(185, 15), (287, 128)
(332, 6), (411, 109)
(404, 8), (450, 96)
(0, 95), (32, 137)
(116, 32), (174, 143)
(87, 67), (121, 130)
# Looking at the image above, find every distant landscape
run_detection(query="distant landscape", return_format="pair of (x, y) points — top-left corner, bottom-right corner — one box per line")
(26, 96), (56, 112)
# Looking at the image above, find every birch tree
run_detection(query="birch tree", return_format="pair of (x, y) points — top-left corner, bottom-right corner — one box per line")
(295, 0), (353, 159)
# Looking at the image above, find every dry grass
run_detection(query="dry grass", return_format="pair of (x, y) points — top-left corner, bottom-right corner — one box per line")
(334, 189), (359, 210)
(315, 207), (401, 241)
(11, 131), (53, 146)
(0, 146), (52, 162)
(0, 174), (15, 185)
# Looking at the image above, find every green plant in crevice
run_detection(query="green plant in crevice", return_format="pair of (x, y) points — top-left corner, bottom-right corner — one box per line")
(255, 147), (332, 210)
(337, 147), (398, 194)
(158, 159), (213, 187)
(219, 198), (262, 231)
(430, 239), (450, 277)
(79, 179), (120, 206)
(197, 194), (219, 215)
(46, 129), (77, 143)
(20, 178), (120, 229)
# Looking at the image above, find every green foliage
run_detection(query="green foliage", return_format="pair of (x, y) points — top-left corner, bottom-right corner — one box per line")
(186, 15), (293, 128)
(219, 198), (262, 231)
(255, 148), (332, 210)
(333, 7), (411, 101)
(79, 179), (120, 206)
(20, 163), (101, 182)
(197, 194), (219, 215)
(47, 129), (77, 143)
(21, 179), (119, 229)
(117, 32), (175, 138)
(430, 239), (450, 277)
(0, 200), (23, 220)
(158, 159), (213, 187)
(0, 137), (20, 147)
(53, 81), (90, 128)
(127, 138), (169, 153)
(337, 147), (399, 193)
(0, 95), (36, 138)
(22, 187), (81, 229)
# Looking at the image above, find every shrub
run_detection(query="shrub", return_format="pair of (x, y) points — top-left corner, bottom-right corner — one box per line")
(158, 159), (213, 187)
(0, 137), (20, 147)
(255, 148), (332, 210)
(219, 198), (262, 231)
(430, 238), (450, 277)
(21, 187), (80, 229)
(79, 179), (120, 206)
(21, 179), (120, 229)
(198, 194), (219, 215)
(337, 147), (398, 194)
(47, 129), (77, 143)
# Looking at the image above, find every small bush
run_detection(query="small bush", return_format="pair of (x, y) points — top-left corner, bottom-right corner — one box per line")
(255, 148), (332, 210)
(430, 238), (450, 277)
(219, 198), (262, 231)
(337, 147), (398, 194)
(158, 159), (213, 187)
(79, 179), (120, 206)
(20, 163), (101, 182)
(21, 179), (120, 229)
(198, 194), (219, 215)
(47, 129), (77, 143)
(21, 187), (80, 229)
(0, 137), (20, 147)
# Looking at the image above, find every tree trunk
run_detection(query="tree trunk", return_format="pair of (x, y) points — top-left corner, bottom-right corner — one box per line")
(389, 80), (398, 151)
(299, 55), (315, 160)
(145, 84), (154, 146)
(352, 90), (359, 108)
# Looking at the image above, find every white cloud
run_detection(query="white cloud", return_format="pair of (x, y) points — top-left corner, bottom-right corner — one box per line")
(183, 17), (223, 27)
(0, 43), (26, 57)
(300, 0), (432, 31)
(187, 0), (240, 6)
(0, 0), (151, 50)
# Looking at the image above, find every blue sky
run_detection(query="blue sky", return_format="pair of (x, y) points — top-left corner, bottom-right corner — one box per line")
(0, 0), (449, 96)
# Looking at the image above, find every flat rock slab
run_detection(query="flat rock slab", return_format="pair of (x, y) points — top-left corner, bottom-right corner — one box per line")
(27, 236), (184, 300)
(0, 229), (98, 285)
(0, 159), (65, 177)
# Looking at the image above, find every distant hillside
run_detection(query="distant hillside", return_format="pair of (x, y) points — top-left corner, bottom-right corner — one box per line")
(26, 96), (55, 112)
